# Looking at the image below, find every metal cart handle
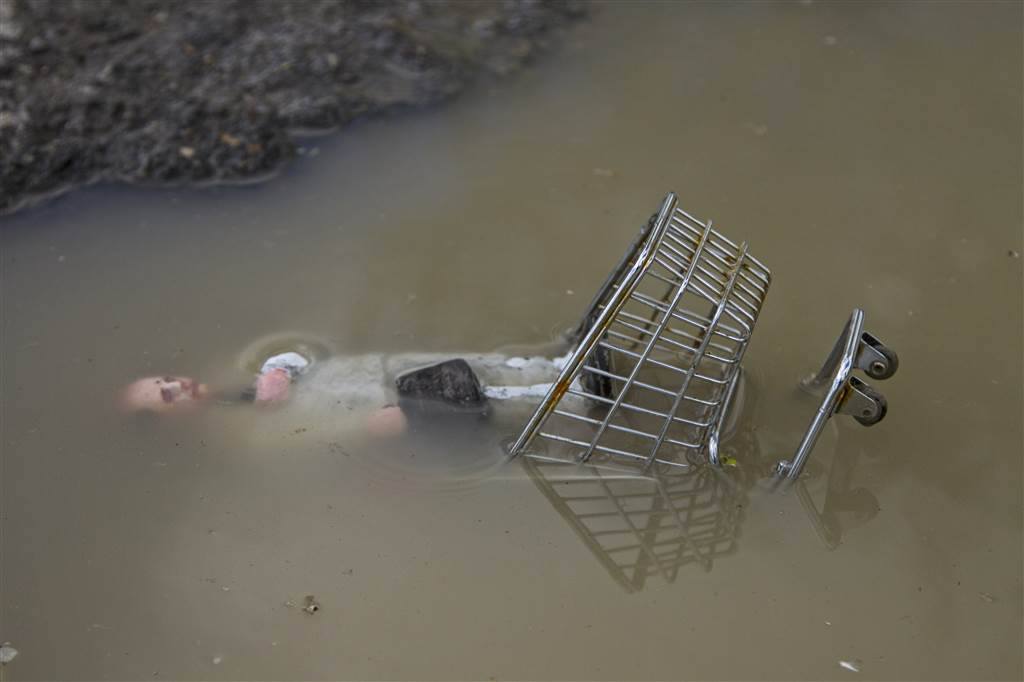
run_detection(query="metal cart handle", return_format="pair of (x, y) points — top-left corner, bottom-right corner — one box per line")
(775, 308), (899, 479)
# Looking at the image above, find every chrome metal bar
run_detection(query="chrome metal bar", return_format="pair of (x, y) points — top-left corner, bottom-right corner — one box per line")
(777, 309), (864, 479)
(508, 193), (679, 457)
(643, 239), (749, 469)
(707, 367), (743, 467)
(580, 222), (714, 463)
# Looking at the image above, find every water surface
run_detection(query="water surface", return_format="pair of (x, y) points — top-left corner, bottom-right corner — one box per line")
(2, 2), (1021, 680)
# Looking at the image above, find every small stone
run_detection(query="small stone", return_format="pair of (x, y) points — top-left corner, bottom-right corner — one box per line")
(0, 111), (17, 129)
(824, 35), (838, 46)
(179, 146), (195, 159)
(219, 132), (241, 147)
(212, 655), (223, 665)
(0, 20), (21, 40)
(978, 592), (996, 603)
(1009, 249), (1020, 258)
(302, 595), (320, 614)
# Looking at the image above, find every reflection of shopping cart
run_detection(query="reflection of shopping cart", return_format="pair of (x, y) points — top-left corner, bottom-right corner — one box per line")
(510, 192), (898, 480)
(795, 437), (881, 549)
(522, 456), (744, 592)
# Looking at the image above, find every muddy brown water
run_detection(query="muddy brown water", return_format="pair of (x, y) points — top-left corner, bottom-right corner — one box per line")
(1, 2), (1021, 680)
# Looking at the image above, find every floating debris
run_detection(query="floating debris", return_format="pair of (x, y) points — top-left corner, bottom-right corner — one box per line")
(839, 659), (861, 673)
(978, 592), (996, 603)
(303, 595), (321, 614)
(0, 642), (18, 665)
(212, 655), (223, 665)
(744, 122), (768, 136)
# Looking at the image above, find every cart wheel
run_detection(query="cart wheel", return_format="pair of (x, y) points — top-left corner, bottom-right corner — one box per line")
(853, 383), (888, 426)
(864, 344), (899, 381)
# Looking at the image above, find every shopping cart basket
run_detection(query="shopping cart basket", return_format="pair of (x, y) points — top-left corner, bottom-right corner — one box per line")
(508, 192), (898, 479)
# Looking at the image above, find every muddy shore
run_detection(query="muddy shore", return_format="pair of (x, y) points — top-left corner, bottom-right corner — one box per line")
(0, 0), (585, 215)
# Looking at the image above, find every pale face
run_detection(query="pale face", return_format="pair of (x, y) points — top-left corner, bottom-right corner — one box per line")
(120, 376), (208, 413)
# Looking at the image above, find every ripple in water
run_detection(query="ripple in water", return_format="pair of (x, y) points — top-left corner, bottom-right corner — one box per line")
(340, 418), (518, 493)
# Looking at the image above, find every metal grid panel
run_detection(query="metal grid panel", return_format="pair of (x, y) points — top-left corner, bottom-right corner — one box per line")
(511, 193), (771, 470)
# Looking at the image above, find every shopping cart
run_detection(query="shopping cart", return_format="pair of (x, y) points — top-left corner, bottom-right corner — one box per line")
(508, 192), (898, 479)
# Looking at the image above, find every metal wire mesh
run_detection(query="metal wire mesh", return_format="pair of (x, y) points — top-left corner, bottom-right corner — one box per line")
(510, 192), (771, 470)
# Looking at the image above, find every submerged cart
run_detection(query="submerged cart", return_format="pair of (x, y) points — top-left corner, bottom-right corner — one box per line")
(508, 193), (898, 479)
